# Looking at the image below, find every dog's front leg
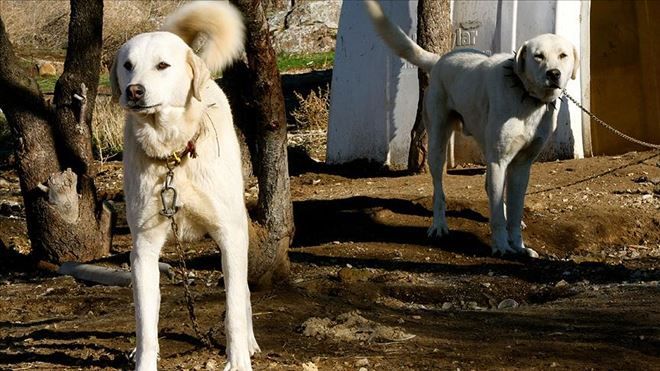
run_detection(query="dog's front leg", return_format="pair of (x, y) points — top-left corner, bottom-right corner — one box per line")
(486, 161), (517, 255)
(506, 161), (539, 257)
(130, 228), (167, 371)
(210, 218), (254, 371)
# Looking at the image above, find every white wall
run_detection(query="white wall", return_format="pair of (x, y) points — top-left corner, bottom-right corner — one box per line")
(326, 0), (419, 168)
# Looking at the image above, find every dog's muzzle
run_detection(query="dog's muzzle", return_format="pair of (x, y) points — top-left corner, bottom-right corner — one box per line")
(545, 69), (561, 89)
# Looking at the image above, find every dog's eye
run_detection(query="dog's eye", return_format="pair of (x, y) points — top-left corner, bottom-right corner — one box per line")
(559, 52), (568, 59)
(533, 53), (544, 61)
(157, 62), (170, 70)
(123, 61), (133, 71)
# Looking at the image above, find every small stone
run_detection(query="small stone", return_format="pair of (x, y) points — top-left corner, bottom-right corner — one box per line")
(359, 368), (368, 371)
(205, 359), (218, 370)
(355, 358), (369, 367)
(497, 299), (519, 309)
(337, 267), (371, 283)
(481, 282), (491, 288)
(441, 302), (453, 310)
(412, 315), (421, 320)
(302, 361), (318, 371)
(555, 279), (569, 288)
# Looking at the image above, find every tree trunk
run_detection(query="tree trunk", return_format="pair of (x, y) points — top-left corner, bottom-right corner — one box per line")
(223, 0), (293, 289)
(0, 0), (113, 264)
(408, 0), (452, 173)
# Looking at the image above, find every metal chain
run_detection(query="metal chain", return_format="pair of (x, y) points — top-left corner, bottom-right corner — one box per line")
(160, 167), (212, 348)
(168, 216), (212, 348)
(562, 89), (660, 149)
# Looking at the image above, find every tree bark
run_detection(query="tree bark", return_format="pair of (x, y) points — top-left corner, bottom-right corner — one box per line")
(223, 0), (293, 289)
(0, 0), (112, 264)
(408, 0), (452, 173)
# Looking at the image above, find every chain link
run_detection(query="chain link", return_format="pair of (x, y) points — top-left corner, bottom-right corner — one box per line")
(168, 216), (212, 348)
(562, 89), (660, 150)
(160, 169), (212, 348)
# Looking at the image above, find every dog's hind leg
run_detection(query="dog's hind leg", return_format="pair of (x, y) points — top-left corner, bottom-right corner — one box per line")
(130, 226), (168, 371)
(210, 214), (255, 371)
(425, 86), (454, 240)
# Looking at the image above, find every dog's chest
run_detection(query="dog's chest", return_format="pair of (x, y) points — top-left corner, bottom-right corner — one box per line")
(503, 103), (557, 158)
(125, 160), (215, 238)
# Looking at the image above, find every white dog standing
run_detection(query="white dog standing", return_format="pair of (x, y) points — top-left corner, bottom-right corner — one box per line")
(365, 0), (579, 257)
(110, 2), (259, 370)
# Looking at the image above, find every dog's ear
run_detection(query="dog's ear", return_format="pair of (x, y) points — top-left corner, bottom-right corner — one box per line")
(109, 55), (121, 102)
(570, 43), (580, 80)
(514, 42), (528, 76)
(187, 50), (210, 101)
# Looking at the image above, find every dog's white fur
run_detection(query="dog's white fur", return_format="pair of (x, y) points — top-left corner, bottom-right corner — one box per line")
(365, 0), (579, 257)
(110, 2), (258, 370)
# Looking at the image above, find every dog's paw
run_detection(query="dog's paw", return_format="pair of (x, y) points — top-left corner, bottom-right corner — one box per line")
(427, 222), (449, 240)
(248, 336), (261, 356)
(491, 243), (517, 256)
(223, 357), (252, 371)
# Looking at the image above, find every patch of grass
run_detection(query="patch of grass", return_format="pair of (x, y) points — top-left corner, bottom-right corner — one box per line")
(36, 75), (58, 93)
(92, 95), (124, 160)
(33, 73), (111, 94)
(277, 52), (334, 72)
(98, 73), (111, 90)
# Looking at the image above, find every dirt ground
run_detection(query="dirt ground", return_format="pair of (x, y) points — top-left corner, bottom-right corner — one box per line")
(0, 150), (659, 370)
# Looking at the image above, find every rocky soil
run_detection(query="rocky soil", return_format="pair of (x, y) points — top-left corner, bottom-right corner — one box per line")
(1, 150), (659, 370)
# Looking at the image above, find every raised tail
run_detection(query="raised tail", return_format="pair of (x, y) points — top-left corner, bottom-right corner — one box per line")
(364, 0), (440, 73)
(161, 1), (245, 74)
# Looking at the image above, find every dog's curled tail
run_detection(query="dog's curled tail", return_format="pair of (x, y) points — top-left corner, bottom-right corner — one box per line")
(364, 0), (439, 73)
(161, 1), (245, 74)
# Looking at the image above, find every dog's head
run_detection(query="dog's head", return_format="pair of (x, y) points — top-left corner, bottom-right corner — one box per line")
(110, 31), (210, 115)
(514, 34), (579, 102)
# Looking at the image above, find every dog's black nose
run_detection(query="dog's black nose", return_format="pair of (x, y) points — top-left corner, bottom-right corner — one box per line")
(126, 84), (145, 101)
(546, 69), (561, 82)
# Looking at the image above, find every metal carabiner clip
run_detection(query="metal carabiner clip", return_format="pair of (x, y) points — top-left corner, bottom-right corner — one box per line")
(160, 170), (179, 217)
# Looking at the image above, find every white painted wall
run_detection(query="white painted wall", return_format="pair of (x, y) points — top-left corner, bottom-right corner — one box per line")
(327, 0), (588, 166)
(326, 0), (419, 168)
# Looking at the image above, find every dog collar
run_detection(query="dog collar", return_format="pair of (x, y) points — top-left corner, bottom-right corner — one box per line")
(504, 57), (540, 104)
(165, 130), (201, 169)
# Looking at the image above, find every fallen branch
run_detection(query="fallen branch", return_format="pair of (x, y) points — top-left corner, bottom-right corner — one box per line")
(58, 262), (173, 286)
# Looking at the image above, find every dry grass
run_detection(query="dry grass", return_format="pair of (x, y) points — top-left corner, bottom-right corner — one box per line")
(289, 86), (330, 161)
(291, 86), (330, 131)
(0, 0), (187, 63)
(0, 97), (123, 161)
(92, 95), (124, 160)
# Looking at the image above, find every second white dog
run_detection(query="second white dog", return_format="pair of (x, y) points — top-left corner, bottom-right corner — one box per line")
(365, 0), (579, 257)
(110, 2), (258, 370)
